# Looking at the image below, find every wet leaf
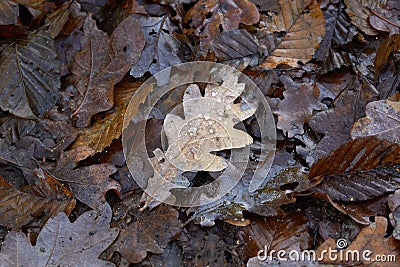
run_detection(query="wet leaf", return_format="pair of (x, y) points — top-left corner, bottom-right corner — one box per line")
(184, 0), (259, 39)
(130, 15), (181, 78)
(239, 212), (310, 261)
(344, 0), (389, 35)
(53, 146), (121, 209)
(110, 194), (182, 263)
(0, 171), (75, 229)
(375, 34), (400, 74)
(71, 81), (141, 154)
(163, 81), (255, 172)
(0, 0), (18, 25)
(259, 0), (326, 68)
(0, 31), (60, 118)
(351, 100), (400, 144)
(274, 77), (322, 138)
(0, 203), (118, 266)
(388, 190), (400, 240)
(70, 15), (144, 127)
(317, 217), (400, 266)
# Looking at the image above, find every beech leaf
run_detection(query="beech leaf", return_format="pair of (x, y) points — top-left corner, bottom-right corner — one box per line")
(0, 203), (118, 267)
(351, 100), (400, 144)
(0, 31), (60, 118)
(260, 0), (326, 68)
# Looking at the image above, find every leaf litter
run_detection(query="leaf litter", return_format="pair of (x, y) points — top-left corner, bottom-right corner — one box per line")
(0, 0), (400, 266)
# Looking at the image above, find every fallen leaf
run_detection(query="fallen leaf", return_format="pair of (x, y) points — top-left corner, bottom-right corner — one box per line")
(388, 190), (400, 240)
(71, 81), (141, 154)
(0, 171), (75, 229)
(0, 31), (60, 119)
(0, 0), (18, 25)
(163, 81), (255, 171)
(53, 146), (121, 209)
(239, 212), (310, 261)
(70, 15), (144, 127)
(344, 0), (388, 35)
(110, 192), (182, 263)
(317, 217), (400, 266)
(184, 0), (259, 39)
(130, 15), (182, 78)
(351, 100), (400, 144)
(259, 0), (326, 68)
(374, 34), (400, 75)
(368, 3), (400, 35)
(0, 203), (118, 266)
(274, 77), (322, 138)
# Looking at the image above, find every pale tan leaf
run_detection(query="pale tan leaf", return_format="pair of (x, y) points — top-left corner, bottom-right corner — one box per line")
(260, 0), (326, 68)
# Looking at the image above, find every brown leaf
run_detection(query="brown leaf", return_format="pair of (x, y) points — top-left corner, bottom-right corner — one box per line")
(110, 196), (182, 263)
(374, 34), (400, 75)
(70, 15), (144, 127)
(0, 0), (18, 25)
(317, 217), (400, 266)
(274, 77), (321, 138)
(369, 7), (400, 35)
(259, 0), (326, 68)
(0, 31), (60, 119)
(351, 100), (400, 144)
(0, 203), (118, 266)
(239, 212), (310, 261)
(0, 172), (75, 229)
(53, 146), (121, 209)
(388, 190), (400, 240)
(129, 15), (182, 78)
(71, 81), (141, 154)
(184, 0), (259, 39)
(344, 0), (387, 35)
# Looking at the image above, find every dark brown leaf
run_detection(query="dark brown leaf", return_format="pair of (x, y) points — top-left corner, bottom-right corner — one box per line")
(0, 203), (118, 266)
(0, 0), (18, 25)
(0, 172), (75, 229)
(70, 15), (144, 127)
(130, 15), (182, 78)
(110, 193), (182, 263)
(239, 212), (310, 261)
(53, 146), (121, 209)
(0, 31), (60, 118)
(375, 34), (400, 74)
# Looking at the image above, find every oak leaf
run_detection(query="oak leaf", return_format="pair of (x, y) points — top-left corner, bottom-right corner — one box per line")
(260, 0), (326, 68)
(163, 81), (255, 172)
(0, 203), (118, 267)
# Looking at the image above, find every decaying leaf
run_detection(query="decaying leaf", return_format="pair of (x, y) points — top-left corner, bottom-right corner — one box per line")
(239, 212), (310, 261)
(375, 34), (400, 74)
(163, 81), (255, 172)
(351, 100), (400, 144)
(53, 146), (121, 209)
(0, 171), (75, 229)
(344, 0), (392, 35)
(388, 190), (400, 240)
(0, 0), (18, 25)
(71, 81), (141, 154)
(317, 217), (400, 266)
(0, 203), (118, 266)
(70, 15), (144, 127)
(130, 15), (182, 78)
(274, 77), (322, 138)
(259, 0), (326, 68)
(110, 192), (182, 263)
(0, 31), (60, 119)
(184, 0), (259, 39)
